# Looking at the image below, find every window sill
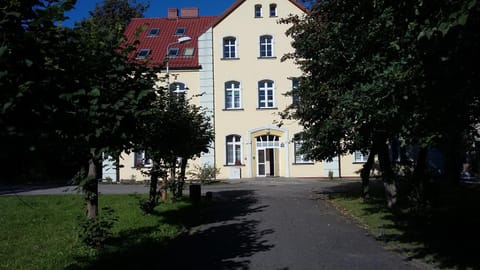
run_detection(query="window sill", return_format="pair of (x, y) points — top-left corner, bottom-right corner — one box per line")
(221, 57), (240, 61)
(292, 162), (314, 165)
(224, 164), (245, 167)
(353, 161), (367, 164)
(256, 107), (277, 110)
(223, 108), (244, 111)
(257, 56), (277, 60)
(254, 16), (263, 18)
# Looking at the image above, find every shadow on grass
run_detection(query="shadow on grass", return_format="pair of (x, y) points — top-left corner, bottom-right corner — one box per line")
(68, 189), (274, 269)
(323, 180), (480, 269)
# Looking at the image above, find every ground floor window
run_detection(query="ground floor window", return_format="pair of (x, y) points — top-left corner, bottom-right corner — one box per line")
(226, 135), (242, 165)
(294, 140), (313, 164)
(354, 151), (369, 163)
(134, 151), (152, 167)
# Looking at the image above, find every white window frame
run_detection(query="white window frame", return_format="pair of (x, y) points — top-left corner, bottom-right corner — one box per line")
(136, 49), (150, 59)
(226, 135), (242, 165)
(170, 82), (186, 94)
(225, 81), (241, 109)
(269, 4), (277, 17)
(223, 37), (237, 59)
(254, 4), (262, 17)
(259, 35), (274, 57)
(258, 80), (275, 108)
(354, 151), (369, 163)
(134, 150), (152, 167)
(294, 140), (313, 164)
(183, 47), (195, 57)
(147, 28), (160, 37)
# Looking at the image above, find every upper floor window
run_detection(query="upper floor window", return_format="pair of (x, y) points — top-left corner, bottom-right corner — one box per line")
(254, 4), (262, 17)
(223, 37), (237, 59)
(175, 27), (186, 36)
(292, 79), (300, 105)
(225, 81), (241, 109)
(259, 35), (274, 57)
(147, 28), (160, 37)
(258, 80), (275, 108)
(269, 4), (277, 17)
(170, 82), (186, 94)
(136, 49), (151, 59)
(226, 135), (242, 165)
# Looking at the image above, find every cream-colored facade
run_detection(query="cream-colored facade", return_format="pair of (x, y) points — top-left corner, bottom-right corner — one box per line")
(211, 0), (363, 179)
(105, 0), (364, 182)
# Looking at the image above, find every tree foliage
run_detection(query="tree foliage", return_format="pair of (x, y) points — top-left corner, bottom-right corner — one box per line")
(280, 0), (480, 205)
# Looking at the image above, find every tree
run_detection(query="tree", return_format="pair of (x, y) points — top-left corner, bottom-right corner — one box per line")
(135, 89), (214, 213)
(280, 0), (480, 207)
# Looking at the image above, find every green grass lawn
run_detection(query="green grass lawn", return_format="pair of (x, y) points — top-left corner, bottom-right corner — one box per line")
(0, 194), (194, 270)
(329, 180), (480, 270)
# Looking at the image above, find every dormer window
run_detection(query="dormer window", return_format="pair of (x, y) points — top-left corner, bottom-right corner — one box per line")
(255, 4), (262, 17)
(136, 49), (150, 59)
(147, 28), (159, 37)
(168, 48), (179, 57)
(269, 4), (277, 17)
(175, 27), (186, 36)
(184, 48), (195, 57)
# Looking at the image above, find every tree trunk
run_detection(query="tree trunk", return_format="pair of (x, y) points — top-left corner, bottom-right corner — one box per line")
(177, 157), (188, 197)
(161, 175), (167, 202)
(147, 162), (159, 212)
(413, 147), (428, 195)
(360, 146), (376, 200)
(86, 149), (99, 220)
(375, 134), (397, 209)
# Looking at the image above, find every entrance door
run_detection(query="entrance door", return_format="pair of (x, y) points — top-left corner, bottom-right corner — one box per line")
(257, 148), (275, 177)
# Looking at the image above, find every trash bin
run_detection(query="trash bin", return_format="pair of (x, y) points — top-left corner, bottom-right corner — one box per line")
(189, 184), (201, 203)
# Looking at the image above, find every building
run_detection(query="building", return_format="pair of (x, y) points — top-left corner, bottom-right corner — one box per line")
(104, 0), (365, 182)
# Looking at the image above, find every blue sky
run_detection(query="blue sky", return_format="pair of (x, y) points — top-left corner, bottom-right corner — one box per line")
(64, 0), (237, 26)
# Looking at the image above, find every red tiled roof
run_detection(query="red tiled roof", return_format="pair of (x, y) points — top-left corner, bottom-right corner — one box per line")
(124, 16), (216, 69)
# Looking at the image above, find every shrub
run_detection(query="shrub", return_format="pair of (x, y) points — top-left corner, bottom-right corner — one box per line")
(188, 164), (220, 184)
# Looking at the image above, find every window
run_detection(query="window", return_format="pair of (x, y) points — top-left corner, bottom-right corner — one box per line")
(269, 4), (277, 17)
(256, 135), (280, 148)
(184, 48), (195, 57)
(259, 35), (274, 57)
(223, 37), (237, 59)
(168, 48), (179, 57)
(255, 4), (262, 17)
(134, 151), (152, 167)
(226, 135), (242, 165)
(292, 79), (300, 105)
(175, 27), (186, 36)
(147, 28), (159, 37)
(258, 80), (275, 108)
(294, 138), (313, 164)
(225, 81), (241, 109)
(136, 49), (150, 59)
(170, 82), (186, 94)
(354, 151), (369, 163)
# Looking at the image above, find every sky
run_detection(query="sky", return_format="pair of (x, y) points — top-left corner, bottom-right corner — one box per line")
(64, 0), (237, 27)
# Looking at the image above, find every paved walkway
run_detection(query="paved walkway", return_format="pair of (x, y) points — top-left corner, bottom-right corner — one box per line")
(1, 179), (427, 269)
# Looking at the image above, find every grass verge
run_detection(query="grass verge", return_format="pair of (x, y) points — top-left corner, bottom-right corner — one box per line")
(0, 194), (196, 270)
(328, 180), (480, 270)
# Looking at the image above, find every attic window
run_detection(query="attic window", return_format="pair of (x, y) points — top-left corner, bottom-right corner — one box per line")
(147, 28), (160, 37)
(136, 49), (151, 59)
(175, 27), (186, 36)
(168, 48), (179, 57)
(184, 48), (195, 56)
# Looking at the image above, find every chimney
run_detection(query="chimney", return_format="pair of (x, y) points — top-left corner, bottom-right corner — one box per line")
(168, 8), (178, 19)
(180, 7), (199, 18)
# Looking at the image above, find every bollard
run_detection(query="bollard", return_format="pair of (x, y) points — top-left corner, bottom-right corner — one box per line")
(189, 184), (201, 203)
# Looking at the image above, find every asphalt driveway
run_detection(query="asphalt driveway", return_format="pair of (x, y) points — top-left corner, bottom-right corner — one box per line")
(1, 179), (426, 269)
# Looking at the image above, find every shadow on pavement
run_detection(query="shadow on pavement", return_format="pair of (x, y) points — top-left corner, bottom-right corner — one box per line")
(69, 189), (274, 270)
(318, 179), (480, 269)
(0, 182), (74, 195)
